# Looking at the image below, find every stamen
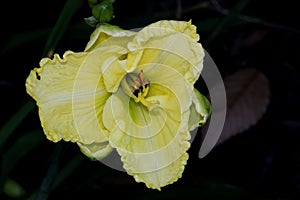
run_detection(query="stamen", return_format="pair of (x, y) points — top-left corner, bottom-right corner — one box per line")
(135, 79), (141, 88)
(121, 70), (151, 102)
(138, 70), (145, 83)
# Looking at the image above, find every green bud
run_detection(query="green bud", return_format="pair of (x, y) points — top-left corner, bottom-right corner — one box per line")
(92, 0), (114, 23)
(3, 179), (25, 198)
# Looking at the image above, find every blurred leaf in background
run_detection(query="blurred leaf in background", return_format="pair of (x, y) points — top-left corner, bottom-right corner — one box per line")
(216, 67), (270, 145)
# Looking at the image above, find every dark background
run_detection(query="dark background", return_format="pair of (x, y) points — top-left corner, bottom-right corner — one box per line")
(0, 0), (299, 199)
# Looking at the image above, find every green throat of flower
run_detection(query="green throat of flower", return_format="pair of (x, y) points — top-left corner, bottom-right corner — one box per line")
(121, 70), (159, 109)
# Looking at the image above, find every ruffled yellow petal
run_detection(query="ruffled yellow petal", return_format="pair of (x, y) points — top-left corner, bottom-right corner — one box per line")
(26, 51), (88, 142)
(128, 20), (204, 85)
(85, 24), (142, 90)
(103, 80), (191, 189)
(25, 50), (112, 148)
(72, 48), (113, 144)
(100, 46), (131, 93)
(129, 152), (189, 190)
(141, 63), (193, 113)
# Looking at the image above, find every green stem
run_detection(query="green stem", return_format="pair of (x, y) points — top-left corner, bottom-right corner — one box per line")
(205, 0), (251, 46)
(43, 0), (83, 56)
(33, 143), (65, 200)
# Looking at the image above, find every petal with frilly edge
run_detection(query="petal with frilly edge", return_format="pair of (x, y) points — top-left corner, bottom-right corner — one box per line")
(26, 51), (89, 143)
(103, 89), (191, 190)
(102, 64), (193, 189)
(128, 20), (204, 85)
(129, 151), (189, 190)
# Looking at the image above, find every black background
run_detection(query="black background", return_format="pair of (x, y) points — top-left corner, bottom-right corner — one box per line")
(0, 0), (300, 199)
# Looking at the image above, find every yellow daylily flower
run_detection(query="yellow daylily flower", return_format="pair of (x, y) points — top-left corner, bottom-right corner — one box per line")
(25, 20), (211, 190)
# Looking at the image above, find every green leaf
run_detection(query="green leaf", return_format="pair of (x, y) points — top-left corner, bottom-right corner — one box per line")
(0, 0), (83, 193)
(0, 100), (35, 150)
(0, 0), (83, 169)
(51, 154), (85, 190)
(0, 129), (45, 187)
(0, 29), (49, 57)
(43, 0), (83, 55)
(26, 147), (85, 200)
(205, 0), (251, 46)
(31, 143), (64, 200)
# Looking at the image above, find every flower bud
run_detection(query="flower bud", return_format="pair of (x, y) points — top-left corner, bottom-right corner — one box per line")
(92, 0), (114, 23)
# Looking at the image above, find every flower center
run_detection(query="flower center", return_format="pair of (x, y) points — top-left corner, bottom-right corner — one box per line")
(121, 70), (158, 109)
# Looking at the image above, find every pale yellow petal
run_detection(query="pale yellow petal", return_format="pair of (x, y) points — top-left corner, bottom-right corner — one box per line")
(103, 81), (191, 189)
(25, 49), (113, 149)
(85, 24), (136, 52)
(129, 152), (189, 190)
(112, 111), (191, 190)
(128, 20), (204, 85)
(77, 141), (113, 160)
(105, 83), (187, 152)
(140, 63), (193, 113)
(26, 51), (88, 142)
(100, 46), (134, 93)
(72, 48), (113, 144)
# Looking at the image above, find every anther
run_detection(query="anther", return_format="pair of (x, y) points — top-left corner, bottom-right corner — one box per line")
(121, 70), (151, 100)
(133, 89), (140, 98)
(138, 70), (145, 83)
(135, 79), (141, 88)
